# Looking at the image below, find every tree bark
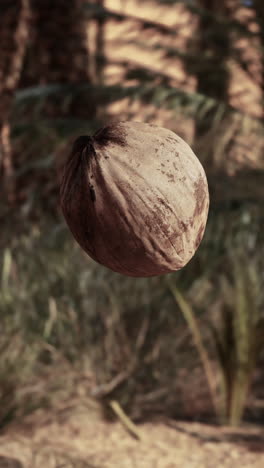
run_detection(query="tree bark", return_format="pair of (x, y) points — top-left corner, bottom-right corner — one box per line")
(21, 0), (95, 119)
(26, 0), (90, 83)
(0, 0), (30, 202)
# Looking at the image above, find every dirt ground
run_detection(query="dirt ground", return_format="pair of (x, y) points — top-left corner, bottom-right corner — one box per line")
(0, 397), (263, 468)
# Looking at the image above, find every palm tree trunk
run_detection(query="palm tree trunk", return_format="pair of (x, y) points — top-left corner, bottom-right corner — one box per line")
(26, 0), (91, 83)
(21, 0), (95, 119)
(0, 0), (30, 202)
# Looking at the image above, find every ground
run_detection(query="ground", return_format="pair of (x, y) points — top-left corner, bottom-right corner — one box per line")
(0, 396), (263, 468)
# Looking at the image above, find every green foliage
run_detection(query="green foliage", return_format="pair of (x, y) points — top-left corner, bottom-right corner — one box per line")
(166, 278), (219, 419)
(212, 253), (264, 425)
(166, 246), (264, 427)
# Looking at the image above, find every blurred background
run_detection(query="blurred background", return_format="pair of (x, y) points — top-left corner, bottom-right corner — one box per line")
(0, 0), (264, 440)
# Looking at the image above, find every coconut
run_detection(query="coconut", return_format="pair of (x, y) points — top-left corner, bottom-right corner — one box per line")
(60, 121), (209, 277)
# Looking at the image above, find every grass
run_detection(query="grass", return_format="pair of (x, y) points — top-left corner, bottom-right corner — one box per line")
(0, 201), (263, 431)
(166, 278), (219, 420)
(167, 252), (264, 426)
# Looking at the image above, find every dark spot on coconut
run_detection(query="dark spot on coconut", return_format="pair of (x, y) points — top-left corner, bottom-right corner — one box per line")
(179, 221), (188, 233)
(159, 221), (170, 237)
(142, 215), (154, 233)
(89, 185), (96, 202)
(167, 173), (175, 182)
(71, 135), (93, 154)
(93, 123), (127, 148)
(166, 136), (178, 144)
(195, 223), (205, 248)
(194, 177), (207, 218)
(159, 198), (174, 216)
